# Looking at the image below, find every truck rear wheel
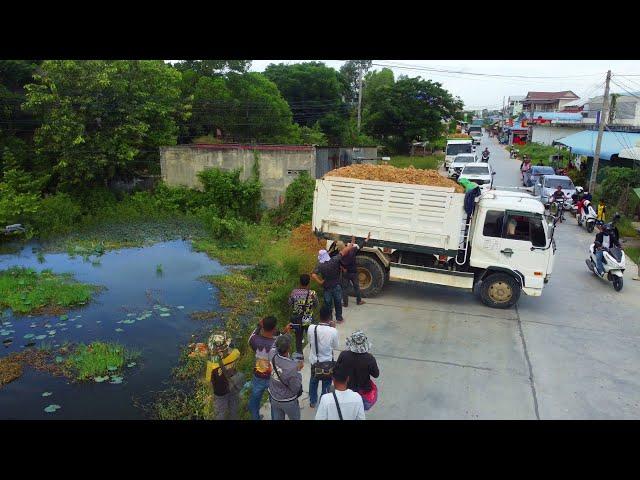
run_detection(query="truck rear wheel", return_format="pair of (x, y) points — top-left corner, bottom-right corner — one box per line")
(349, 255), (385, 298)
(479, 273), (521, 309)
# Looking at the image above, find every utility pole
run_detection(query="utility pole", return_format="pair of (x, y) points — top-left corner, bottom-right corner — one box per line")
(589, 70), (612, 193)
(357, 65), (364, 132)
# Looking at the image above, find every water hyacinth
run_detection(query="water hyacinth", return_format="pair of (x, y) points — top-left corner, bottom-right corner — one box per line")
(44, 404), (61, 413)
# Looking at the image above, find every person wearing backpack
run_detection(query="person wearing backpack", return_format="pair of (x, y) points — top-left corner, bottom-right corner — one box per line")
(288, 274), (319, 355)
(207, 332), (243, 420)
(335, 330), (380, 411)
(315, 367), (365, 420)
(308, 305), (339, 409)
(268, 334), (303, 420)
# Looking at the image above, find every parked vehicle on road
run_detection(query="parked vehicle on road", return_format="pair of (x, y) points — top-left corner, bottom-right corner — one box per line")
(448, 153), (478, 179)
(445, 139), (473, 169)
(525, 165), (555, 188)
(313, 176), (556, 309)
(533, 174), (576, 206)
(459, 163), (495, 190)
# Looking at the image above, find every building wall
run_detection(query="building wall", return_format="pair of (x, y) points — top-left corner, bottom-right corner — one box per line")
(159, 145), (316, 208)
(530, 124), (584, 146)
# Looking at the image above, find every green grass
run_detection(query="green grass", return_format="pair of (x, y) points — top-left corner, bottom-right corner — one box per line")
(626, 246), (640, 265)
(64, 342), (138, 380)
(514, 143), (564, 166)
(0, 267), (98, 315)
(617, 216), (639, 238)
(388, 154), (443, 170)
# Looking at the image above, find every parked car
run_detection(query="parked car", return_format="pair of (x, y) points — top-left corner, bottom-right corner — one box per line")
(533, 174), (576, 206)
(526, 165), (555, 187)
(459, 163), (494, 190)
(448, 153), (478, 179)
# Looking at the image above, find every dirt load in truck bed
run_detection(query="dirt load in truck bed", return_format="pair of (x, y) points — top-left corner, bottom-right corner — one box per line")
(325, 164), (464, 193)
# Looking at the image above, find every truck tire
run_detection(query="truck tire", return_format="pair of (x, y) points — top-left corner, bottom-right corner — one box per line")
(351, 255), (385, 298)
(479, 273), (521, 309)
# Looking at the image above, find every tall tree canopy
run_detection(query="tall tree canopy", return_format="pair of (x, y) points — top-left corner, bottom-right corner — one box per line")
(364, 73), (463, 152)
(263, 62), (348, 143)
(339, 60), (373, 105)
(23, 60), (185, 188)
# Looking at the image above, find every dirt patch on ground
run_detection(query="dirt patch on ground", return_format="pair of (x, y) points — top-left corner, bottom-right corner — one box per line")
(291, 222), (326, 257)
(325, 164), (463, 193)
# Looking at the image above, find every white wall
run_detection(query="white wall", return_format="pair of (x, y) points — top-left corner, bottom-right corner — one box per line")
(530, 125), (584, 146)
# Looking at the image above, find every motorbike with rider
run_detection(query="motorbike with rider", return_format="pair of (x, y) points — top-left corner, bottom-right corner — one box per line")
(481, 147), (490, 163)
(549, 185), (570, 223)
(586, 214), (626, 291)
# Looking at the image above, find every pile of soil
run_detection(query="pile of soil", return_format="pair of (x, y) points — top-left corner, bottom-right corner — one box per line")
(290, 222), (326, 258)
(325, 164), (463, 193)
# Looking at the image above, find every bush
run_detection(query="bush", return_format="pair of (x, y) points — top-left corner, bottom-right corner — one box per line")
(197, 208), (247, 242)
(32, 193), (83, 237)
(197, 167), (262, 221)
(267, 172), (315, 228)
(147, 184), (208, 213)
(567, 168), (587, 188)
(0, 169), (41, 228)
(598, 167), (640, 216)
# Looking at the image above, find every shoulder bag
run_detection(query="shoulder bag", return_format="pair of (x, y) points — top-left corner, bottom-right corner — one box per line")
(217, 352), (245, 395)
(312, 325), (336, 381)
(332, 391), (343, 420)
(271, 355), (303, 399)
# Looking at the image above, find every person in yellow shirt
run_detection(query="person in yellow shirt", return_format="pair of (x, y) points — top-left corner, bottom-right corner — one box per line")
(207, 332), (242, 420)
(597, 201), (606, 222)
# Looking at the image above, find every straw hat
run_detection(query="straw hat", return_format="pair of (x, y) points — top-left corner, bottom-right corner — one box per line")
(345, 330), (372, 354)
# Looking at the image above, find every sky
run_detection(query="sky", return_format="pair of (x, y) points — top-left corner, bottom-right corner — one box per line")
(249, 60), (640, 111)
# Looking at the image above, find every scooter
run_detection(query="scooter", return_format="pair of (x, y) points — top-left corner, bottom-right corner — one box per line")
(585, 243), (626, 291)
(576, 200), (597, 233)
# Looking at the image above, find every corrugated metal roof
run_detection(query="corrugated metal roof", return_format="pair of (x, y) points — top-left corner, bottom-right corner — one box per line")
(555, 130), (640, 160)
(524, 91), (579, 101)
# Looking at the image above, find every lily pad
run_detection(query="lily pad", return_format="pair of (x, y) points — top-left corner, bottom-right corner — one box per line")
(122, 319), (135, 324)
(48, 330), (56, 335)
(115, 328), (124, 332)
(55, 356), (64, 363)
(127, 313), (134, 317)
(109, 376), (123, 384)
(75, 324), (82, 329)
(107, 365), (118, 372)
(61, 327), (68, 331)
(1, 331), (10, 336)
(23, 333), (35, 339)
(42, 392), (53, 397)
(159, 313), (171, 317)
(44, 324), (52, 328)
(44, 404), (61, 413)
(35, 335), (47, 340)
(59, 315), (68, 321)
(96, 321), (102, 324)
(94, 376), (109, 383)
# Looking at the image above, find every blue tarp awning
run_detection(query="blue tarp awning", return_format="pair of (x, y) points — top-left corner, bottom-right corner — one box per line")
(555, 130), (640, 161)
(528, 111), (583, 122)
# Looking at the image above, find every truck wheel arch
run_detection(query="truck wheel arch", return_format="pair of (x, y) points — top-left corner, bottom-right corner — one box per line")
(478, 267), (524, 287)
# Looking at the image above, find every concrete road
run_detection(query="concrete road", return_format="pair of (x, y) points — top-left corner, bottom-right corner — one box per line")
(263, 132), (640, 420)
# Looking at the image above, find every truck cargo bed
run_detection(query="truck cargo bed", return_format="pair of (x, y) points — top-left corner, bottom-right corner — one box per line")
(312, 176), (466, 255)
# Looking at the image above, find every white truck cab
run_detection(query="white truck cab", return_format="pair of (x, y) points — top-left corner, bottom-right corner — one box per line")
(445, 139), (473, 169)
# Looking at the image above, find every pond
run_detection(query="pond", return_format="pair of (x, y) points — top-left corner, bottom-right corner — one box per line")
(0, 240), (225, 419)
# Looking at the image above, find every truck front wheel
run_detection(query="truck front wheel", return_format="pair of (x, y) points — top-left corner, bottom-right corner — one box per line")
(351, 255), (385, 298)
(479, 273), (521, 309)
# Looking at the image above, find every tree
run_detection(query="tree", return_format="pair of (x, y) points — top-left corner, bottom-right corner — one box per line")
(224, 72), (300, 143)
(339, 60), (373, 105)
(263, 62), (348, 143)
(23, 60), (185, 188)
(363, 74), (463, 153)
(173, 60), (251, 76)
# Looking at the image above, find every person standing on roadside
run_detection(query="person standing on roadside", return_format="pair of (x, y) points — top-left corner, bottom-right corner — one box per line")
(288, 274), (319, 355)
(308, 305), (339, 408)
(315, 367), (365, 420)
(268, 334), (303, 420)
(207, 332), (241, 420)
(340, 233), (370, 308)
(248, 316), (280, 420)
(311, 243), (358, 324)
(335, 330), (380, 410)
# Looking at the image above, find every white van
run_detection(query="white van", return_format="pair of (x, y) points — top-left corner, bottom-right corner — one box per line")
(445, 139), (473, 169)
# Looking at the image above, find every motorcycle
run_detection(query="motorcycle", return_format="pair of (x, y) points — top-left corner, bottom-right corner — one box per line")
(585, 243), (626, 292)
(576, 200), (597, 233)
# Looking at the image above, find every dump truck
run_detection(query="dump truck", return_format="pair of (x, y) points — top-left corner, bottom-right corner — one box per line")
(312, 176), (556, 308)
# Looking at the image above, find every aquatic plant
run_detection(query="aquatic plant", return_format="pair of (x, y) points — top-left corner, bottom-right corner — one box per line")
(0, 267), (98, 315)
(64, 342), (139, 381)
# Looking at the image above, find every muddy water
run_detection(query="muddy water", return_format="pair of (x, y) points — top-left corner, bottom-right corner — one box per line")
(0, 240), (225, 419)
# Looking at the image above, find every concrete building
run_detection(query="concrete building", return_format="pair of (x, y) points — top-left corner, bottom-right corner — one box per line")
(508, 95), (525, 117)
(522, 91), (580, 113)
(160, 143), (378, 208)
(531, 123), (585, 146)
(583, 92), (640, 128)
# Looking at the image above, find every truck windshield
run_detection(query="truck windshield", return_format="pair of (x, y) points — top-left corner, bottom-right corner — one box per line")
(462, 166), (489, 175)
(446, 144), (472, 155)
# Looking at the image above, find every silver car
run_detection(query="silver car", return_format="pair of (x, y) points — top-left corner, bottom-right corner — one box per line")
(533, 174), (575, 206)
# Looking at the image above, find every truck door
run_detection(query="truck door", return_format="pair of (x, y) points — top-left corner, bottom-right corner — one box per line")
(499, 211), (548, 290)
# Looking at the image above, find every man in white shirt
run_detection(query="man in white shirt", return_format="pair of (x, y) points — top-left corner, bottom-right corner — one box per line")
(315, 368), (365, 420)
(308, 305), (339, 408)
